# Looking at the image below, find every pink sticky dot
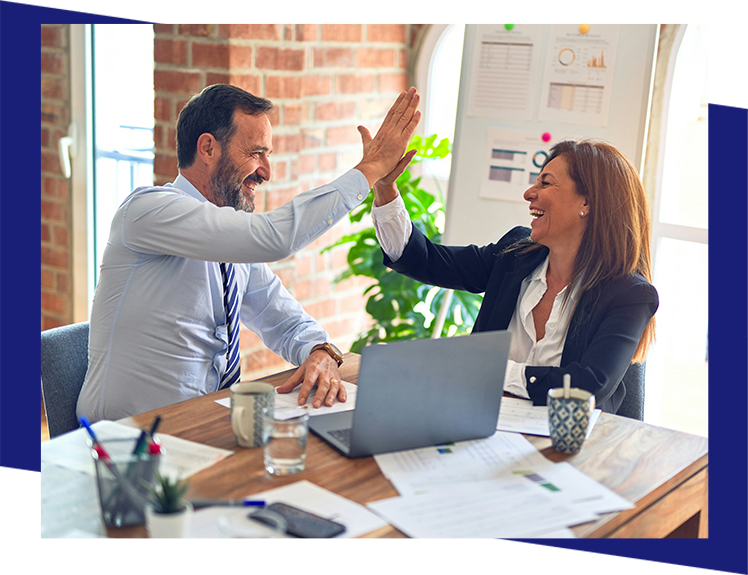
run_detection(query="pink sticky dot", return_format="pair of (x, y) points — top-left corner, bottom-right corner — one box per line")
(542, 132), (551, 143)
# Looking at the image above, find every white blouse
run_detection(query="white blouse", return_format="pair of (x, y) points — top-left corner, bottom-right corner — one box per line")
(372, 194), (578, 399)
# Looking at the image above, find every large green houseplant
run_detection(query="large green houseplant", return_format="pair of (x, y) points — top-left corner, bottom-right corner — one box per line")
(325, 134), (484, 353)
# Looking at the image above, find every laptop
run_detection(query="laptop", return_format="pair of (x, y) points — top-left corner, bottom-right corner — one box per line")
(308, 330), (512, 458)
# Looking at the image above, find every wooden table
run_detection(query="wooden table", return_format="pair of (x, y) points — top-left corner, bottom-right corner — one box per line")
(48, 353), (709, 538)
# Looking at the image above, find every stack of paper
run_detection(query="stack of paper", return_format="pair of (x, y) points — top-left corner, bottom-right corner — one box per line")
(368, 431), (632, 538)
(215, 380), (358, 420)
(497, 396), (602, 436)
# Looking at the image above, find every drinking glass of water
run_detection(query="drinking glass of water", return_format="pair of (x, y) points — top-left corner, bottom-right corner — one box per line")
(263, 413), (309, 475)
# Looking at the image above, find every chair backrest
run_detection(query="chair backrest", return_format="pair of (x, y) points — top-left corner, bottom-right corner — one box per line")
(41, 321), (90, 438)
(616, 362), (645, 420)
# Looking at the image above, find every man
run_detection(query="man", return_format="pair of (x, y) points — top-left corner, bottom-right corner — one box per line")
(77, 83), (420, 422)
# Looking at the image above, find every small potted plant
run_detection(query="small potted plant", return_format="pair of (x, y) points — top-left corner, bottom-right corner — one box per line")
(144, 471), (192, 538)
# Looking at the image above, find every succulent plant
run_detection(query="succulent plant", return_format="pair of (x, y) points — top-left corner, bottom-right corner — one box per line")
(146, 471), (190, 514)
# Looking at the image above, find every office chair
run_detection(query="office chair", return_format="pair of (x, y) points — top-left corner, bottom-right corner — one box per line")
(41, 321), (89, 438)
(616, 362), (645, 420)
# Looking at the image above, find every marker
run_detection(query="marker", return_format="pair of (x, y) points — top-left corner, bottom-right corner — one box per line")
(78, 416), (147, 507)
(78, 415), (99, 445)
(148, 415), (162, 438)
(189, 499), (267, 510)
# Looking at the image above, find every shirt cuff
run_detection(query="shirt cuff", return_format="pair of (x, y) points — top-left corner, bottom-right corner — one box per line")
(503, 360), (530, 399)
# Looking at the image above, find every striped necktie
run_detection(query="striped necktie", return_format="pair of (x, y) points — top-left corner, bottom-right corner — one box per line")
(219, 262), (241, 390)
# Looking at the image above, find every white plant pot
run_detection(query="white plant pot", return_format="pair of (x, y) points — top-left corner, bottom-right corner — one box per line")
(145, 501), (193, 538)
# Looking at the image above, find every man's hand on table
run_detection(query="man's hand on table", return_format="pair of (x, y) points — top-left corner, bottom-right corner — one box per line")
(275, 351), (347, 408)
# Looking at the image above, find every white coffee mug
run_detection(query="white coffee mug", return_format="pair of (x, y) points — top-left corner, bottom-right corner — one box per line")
(229, 382), (275, 448)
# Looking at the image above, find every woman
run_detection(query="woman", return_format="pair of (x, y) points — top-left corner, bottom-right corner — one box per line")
(371, 139), (658, 414)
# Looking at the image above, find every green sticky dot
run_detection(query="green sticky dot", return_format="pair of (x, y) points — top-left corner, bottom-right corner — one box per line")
(505, 24), (514, 31)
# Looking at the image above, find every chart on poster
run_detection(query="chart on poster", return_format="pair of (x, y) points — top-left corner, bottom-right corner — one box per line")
(444, 24), (658, 247)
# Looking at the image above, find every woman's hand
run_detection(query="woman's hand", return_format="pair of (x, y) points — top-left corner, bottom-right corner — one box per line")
(373, 148), (418, 207)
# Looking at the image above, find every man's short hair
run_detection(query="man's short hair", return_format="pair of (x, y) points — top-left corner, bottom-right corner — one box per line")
(176, 84), (274, 169)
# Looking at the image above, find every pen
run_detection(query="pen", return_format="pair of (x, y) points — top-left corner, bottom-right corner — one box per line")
(132, 430), (148, 455)
(189, 499), (267, 510)
(148, 415), (162, 438)
(78, 416), (147, 507)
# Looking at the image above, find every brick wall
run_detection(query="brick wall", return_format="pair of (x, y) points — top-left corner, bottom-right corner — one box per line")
(153, 24), (424, 380)
(41, 24), (73, 331)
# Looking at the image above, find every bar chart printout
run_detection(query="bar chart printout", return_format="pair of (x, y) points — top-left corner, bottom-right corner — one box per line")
(480, 128), (565, 202)
(467, 25), (545, 121)
(538, 24), (620, 127)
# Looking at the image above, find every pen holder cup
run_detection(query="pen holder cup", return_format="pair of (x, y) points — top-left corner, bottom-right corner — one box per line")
(92, 438), (161, 528)
(547, 388), (595, 454)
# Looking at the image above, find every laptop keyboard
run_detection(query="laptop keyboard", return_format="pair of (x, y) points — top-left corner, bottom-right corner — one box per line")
(329, 427), (353, 448)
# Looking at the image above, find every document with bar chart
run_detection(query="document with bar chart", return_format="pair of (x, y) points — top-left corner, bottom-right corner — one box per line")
(479, 128), (569, 202)
(466, 25), (545, 121)
(538, 24), (620, 127)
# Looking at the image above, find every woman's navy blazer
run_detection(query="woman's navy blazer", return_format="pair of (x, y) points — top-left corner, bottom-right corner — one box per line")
(383, 225), (659, 414)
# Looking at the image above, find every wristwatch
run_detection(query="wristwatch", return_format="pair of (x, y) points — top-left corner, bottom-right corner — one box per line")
(311, 342), (344, 367)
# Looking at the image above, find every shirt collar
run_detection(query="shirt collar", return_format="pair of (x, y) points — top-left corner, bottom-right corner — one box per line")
(171, 173), (209, 203)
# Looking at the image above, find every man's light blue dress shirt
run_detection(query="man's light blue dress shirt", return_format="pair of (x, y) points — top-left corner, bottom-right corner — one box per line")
(77, 169), (370, 422)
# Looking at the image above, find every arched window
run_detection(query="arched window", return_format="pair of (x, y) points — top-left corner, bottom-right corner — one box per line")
(415, 24), (465, 182)
(645, 24), (708, 437)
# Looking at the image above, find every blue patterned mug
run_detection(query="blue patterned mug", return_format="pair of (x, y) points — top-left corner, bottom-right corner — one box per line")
(547, 388), (595, 454)
(230, 382), (275, 448)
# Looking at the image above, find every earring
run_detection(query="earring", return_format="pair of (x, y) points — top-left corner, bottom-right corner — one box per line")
(580, 211), (586, 217)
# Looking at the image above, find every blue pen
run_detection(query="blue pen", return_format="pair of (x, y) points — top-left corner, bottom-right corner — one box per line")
(78, 415), (99, 444)
(189, 499), (267, 510)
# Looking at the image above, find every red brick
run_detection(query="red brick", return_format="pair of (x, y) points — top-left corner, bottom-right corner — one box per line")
(41, 268), (55, 290)
(301, 129), (324, 150)
(294, 253), (313, 277)
(227, 74), (262, 95)
(340, 292), (367, 314)
(153, 24), (174, 35)
(218, 24), (279, 40)
(271, 133), (301, 155)
(265, 186), (299, 211)
(242, 348), (284, 372)
(295, 154), (316, 176)
(155, 38), (188, 65)
(296, 25), (318, 42)
(271, 159), (287, 181)
(312, 48), (354, 68)
(229, 45), (254, 69)
(336, 74), (376, 94)
(327, 125), (361, 147)
(318, 152), (337, 172)
(266, 76), (301, 99)
(41, 246), (70, 270)
(256, 47), (305, 71)
(41, 223), (51, 243)
(205, 72), (230, 86)
(41, 128), (50, 148)
(367, 24), (407, 43)
(41, 292), (69, 316)
(56, 272), (70, 294)
(41, 25), (63, 48)
(304, 298), (337, 320)
(41, 77), (64, 100)
(321, 25), (362, 43)
(356, 48), (396, 68)
(315, 101), (356, 122)
(53, 225), (69, 247)
(192, 42), (229, 69)
(154, 69), (203, 95)
(283, 104), (302, 126)
(154, 97), (172, 122)
(41, 199), (66, 222)
(321, 318), (359, 340)
(178, 24), (212, 38)
(41, 52), (63, 75)
(239, 328), (263, 349)
(154, 154), (177, 179)
(398, 48), (408, 69)
(41, 102), (66, 125)
(301, 75), (332, 97)
(380, 72), (409, 93)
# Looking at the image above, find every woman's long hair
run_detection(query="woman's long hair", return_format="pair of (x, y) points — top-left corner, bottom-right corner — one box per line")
(526, 139), (656, 362)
